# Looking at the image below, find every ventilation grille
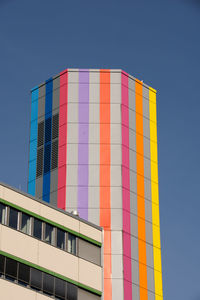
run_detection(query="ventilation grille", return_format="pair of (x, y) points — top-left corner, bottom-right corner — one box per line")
(37, 121), (44, 147)
(36, 113), (59, 178)
(51, 140), (58, 170)
(45, 117), (52, 144)
(52, 114), (59, 140)
(44, 144), (51, 174)
(36, 148), (43, 177)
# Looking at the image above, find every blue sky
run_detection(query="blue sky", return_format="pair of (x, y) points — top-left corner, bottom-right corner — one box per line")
(0, 0), (200, 299)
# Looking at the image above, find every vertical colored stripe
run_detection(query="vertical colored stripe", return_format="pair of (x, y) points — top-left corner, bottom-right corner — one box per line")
(43, 78), (53, 203)
(78, 70), (89, 220)
(88, 70), (100, 225)
(135, 80), (148, 300)
(149, 88), (163, 300)
(28, 87), (39, 196)
(58, 70), (68, 210)
(100, 70), (112, 300)
(121, 73), (132, 300)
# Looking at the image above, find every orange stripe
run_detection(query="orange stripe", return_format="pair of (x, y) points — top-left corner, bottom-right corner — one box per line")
(135, 81), (148, 299)
(100, 70), (112, 300)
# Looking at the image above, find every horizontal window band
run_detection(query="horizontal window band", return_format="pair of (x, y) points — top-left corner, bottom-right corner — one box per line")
(0, 250), (102, 296)
(0, 198), (101, 247)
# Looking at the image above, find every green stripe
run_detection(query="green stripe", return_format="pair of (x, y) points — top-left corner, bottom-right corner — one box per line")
(0, 198), (101, 247)
(0, 250), (102, 296)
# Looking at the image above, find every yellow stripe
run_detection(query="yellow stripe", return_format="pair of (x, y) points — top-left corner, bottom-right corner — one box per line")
(149, 89), (163, 299)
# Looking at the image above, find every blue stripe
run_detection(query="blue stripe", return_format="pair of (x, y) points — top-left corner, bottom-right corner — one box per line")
(42, 79), (53, 203)
(28, 88), (39, 196)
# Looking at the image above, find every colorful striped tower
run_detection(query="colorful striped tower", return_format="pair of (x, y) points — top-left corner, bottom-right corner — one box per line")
(28, 69), (163, 300)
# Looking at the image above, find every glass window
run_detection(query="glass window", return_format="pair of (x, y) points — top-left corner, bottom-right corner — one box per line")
(68, 234), (76, 255)
(5, 258), (17, 280)
(0, 255), (5, 275)
(9, 208), (18, 230)
(67, 283), (77, 300)
(21, 213), (31, 235)
(0, 203), (6, 225)
(30, 268), (42, 290)
(18, 263), (30, 285)
(43, 272), (54, 295)
(55, 277), (66, 299)
(33, 218), (42, 240)
(44, 223), (54, 245)
(57, 228), (65, 250)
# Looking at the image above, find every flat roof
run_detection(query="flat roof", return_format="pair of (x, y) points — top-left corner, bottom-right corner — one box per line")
(0, 182), (102, 232)
(31, 68), (156, 93)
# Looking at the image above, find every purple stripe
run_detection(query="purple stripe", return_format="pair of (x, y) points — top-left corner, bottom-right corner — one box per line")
(78, 70), (89, 220)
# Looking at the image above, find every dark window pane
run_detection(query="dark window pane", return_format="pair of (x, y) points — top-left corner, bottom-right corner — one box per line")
(0, 255), (5, 275)
(67, 283), (77, 300)
(44, 144), (51, 173)
(57, 229), (65, 250)
(21, 213), (31, 235)
(68, 234), (76, 255)
(36, 147), (44, 177)
(18, 263), (30, 284)
(33, 218), (42, 239)
(43, 272), (54, 295)
(52, 114), (59, 140)
(30, 268), (42, 290)
(51, 140), (58, 170)
(9, 207), (18, 230)
(45, 223), (54, 245)
(55, 277), (66, 299)
(5, 258), (17, 279)
(37, 121), (44, 147)
(0, 203), (6, 225)
(45, 117), (52, 143)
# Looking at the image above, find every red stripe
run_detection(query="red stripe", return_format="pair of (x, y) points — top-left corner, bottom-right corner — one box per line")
(57, 70), (68, 210)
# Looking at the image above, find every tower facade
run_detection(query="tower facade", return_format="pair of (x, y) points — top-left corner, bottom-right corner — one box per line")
(28, 69), (163, 300)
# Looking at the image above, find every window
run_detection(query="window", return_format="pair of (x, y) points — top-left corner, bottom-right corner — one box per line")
(68, 234), (76, 255)
(0, 255), (98, 300)
(43, 272), (54, 295)
(33, 218), (42, 239)
(67, 283), (77, 300)
(55, 277), (66, 299)
(78, 239), (101, 266)
(5, 258), (17, 280)
(30, 268), (42, 290)
(44, 223), (54, 245)
(21, 213), (31, 235)
(0, 255), (5, 275)
(9, 207), (18, 230)
(57, 228), (65, 250)
(0, 203), (6, 225)
(18, 263), (30, 285)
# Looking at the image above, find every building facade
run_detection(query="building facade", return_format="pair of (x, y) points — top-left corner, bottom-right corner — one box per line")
(28, 69), (163, 300)
(0, 183), (102, 300)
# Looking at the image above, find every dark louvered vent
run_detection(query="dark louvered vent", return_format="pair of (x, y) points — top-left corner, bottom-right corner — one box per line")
(52, 114), (59, 140)
(44, 144), (51, 174)
(36, 148), (43, 177)
(37, 121), (44, 147)
(45, 117), (52, 144)
(51, 140), (58, 170)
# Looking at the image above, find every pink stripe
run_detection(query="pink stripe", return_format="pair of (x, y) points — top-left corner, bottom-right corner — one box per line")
(58, 70), (68, 210)
(121, 73), (132, 299)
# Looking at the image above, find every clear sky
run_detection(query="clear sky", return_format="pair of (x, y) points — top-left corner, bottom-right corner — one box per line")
(0, 0), (200, 299)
